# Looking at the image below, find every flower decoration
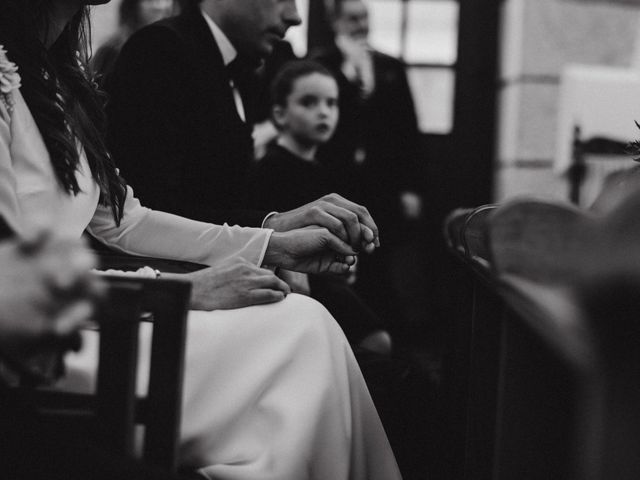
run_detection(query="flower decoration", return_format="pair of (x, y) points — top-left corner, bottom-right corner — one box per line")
(0, 45), (21, 112)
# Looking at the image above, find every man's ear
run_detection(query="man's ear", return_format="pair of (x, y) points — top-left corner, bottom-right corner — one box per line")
(272, 104), (286, 128)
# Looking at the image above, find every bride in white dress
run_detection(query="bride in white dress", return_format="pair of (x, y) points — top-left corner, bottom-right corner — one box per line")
(0, 1), (402, 479)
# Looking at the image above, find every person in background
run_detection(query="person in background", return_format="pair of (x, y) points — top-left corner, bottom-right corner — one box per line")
(249, 59), (391, 357)
(91, 0), (178, 87)
(0, 0), (402, 478)
(312, 0), (428, 333)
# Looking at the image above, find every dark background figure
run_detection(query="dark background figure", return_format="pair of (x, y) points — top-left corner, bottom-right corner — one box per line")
(91, 0), (179, 88)
(311, 0), (431, 341)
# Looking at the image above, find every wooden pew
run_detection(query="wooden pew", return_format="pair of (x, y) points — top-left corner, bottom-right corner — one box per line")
(445, 192), (640, 480)
(444, 205), (501, 480)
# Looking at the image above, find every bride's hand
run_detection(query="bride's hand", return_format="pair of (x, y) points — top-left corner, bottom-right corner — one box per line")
(183, 258), (291, 311)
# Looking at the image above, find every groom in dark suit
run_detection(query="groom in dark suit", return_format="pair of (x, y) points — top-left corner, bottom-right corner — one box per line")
(106, 5), (432, 475)
(106, 0), (378, 251)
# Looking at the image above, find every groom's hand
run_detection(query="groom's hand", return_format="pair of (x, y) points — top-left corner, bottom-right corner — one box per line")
(262, 228), (357, 275)
(262, 193), (380, 253)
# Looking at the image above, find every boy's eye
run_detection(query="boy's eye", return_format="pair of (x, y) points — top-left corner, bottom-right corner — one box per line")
(299, 96), (318, 107)
(327, 98), (338, 108)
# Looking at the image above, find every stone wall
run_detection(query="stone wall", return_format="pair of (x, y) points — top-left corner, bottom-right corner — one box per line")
(495, 0), (640, 202)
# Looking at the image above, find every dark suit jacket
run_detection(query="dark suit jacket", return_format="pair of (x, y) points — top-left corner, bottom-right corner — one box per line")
(312, 46), (423, 237)
(106, 6), (266, 227)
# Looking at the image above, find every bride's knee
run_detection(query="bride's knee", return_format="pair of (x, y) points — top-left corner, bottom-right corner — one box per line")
(279, 293), (345, 337)
(282, 292), (326, 313)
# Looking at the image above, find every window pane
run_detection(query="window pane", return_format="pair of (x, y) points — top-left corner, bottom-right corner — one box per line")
(407, 67), (455, 134)
(368, 0), (403, 58)
(406, 1), (459, 65)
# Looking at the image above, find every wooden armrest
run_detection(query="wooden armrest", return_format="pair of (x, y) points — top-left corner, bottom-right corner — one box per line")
(444, 207), (474, 254)
(462, 204), (498, 262)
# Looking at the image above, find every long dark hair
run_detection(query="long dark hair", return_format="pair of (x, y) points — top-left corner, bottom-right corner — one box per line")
(0, 0), (126, 224)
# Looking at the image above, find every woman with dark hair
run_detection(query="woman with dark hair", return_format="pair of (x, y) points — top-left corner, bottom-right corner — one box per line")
(0, 1), (402, 479)
(92, 0), (177, 86)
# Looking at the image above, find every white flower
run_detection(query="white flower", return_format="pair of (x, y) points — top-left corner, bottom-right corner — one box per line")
(0, 45), (21, 95)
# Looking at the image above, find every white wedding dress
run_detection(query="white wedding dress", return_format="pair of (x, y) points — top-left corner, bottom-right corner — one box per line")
(0, 87), (402, 479)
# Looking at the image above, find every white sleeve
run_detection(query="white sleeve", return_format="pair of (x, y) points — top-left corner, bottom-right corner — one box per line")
(87, 186), (272, 267)
(0, 97), (20, 234)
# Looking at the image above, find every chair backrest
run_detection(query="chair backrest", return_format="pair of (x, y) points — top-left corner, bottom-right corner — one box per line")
(487, 198), (596, 283)
(26, 275), (191, 472)
(448, 191), (640, 480)
(462, 204), (498, 266)
(444, 207), (474, 254)
(492, 275), (601, 480)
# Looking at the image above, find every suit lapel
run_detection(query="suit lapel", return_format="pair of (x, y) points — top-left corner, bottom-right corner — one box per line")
(178, 8), (248, 127)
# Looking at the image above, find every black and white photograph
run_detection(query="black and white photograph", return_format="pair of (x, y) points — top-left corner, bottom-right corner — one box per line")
(0, 0), (638, 479)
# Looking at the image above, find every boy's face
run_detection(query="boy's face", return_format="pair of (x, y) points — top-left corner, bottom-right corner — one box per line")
(275, 73), (339, 146)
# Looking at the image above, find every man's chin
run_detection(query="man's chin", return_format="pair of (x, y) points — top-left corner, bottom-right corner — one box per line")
(250, 42), (276, 61)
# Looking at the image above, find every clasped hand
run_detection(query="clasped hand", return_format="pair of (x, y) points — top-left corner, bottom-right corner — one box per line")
(262, 193), (380, 253)
(179, 194), (378, 311)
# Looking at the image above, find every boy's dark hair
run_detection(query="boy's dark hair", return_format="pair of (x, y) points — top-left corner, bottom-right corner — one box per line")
(270, 59), (336, 108)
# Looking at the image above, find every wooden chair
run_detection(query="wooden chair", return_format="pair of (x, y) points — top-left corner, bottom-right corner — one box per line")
(581, 188), (640, 479)
(579, 271), (640, 480)
(445, 192), (640, 479)
(461, 204), (498, 267)
(491, 276), (599, 480)
(487, 193), (640, 480)
(444, 207), (475, 255)
(485, 199), (593, 479)
(443, 204), (500, 480)
(488, 198), (597, 283)
(21, 274), (192, 472)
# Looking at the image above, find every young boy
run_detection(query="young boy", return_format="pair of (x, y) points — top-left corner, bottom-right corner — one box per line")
(250, 60), (341, 211)
(249, 60), (391, 356)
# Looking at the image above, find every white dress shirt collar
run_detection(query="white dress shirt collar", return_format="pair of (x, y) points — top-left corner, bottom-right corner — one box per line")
(200, 6), (237, 67)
